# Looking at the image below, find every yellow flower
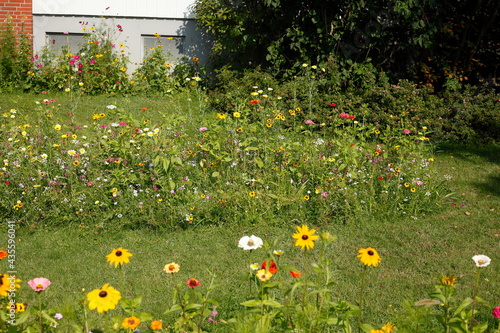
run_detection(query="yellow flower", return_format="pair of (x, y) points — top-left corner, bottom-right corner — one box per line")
(106, 248), (133, 268)
(292, 225), (319, 250)
(122, 316), (141, 329)
(256, 269), (272, 282)
(0, 274), (22, 297)
(441, 275), (456, 286)
(87, 283), (121, 313)
(233, 112), (241, 118)
(163, 262), (180, 273)
(217, 113), (227, 119)
(357, 247), (381, 267)
(381, 323), (396, 333)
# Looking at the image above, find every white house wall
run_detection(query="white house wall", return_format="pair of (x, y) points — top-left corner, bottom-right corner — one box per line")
(33, 0), (195, 19)
(31, 0), (210, 72)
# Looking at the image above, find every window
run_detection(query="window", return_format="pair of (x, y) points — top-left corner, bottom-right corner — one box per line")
(142, 35), (184, 60)
(45, 33), (85, 53)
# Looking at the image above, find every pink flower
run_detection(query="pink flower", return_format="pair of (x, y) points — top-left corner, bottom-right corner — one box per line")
(339, 112), (350, 119)
(305, 120), (315, 125)
(28, 277), (51, 292)
(403, 129), (411, 134)
(493, 306), (500, 319)
(321, 192), (328, 197)
(90, 59), (96, 64)
(199, 127), (208, 132)
(119, 122), (127, 127)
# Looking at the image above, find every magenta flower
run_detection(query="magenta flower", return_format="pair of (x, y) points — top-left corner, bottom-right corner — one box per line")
(28, 277), (51, 292)
(493, 306), (500, 319)
(403, 129), (411, 134)
(305, 120), (315, 125)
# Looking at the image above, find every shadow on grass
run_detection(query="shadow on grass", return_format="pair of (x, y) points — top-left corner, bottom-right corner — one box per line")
(437, 142), (500, 197)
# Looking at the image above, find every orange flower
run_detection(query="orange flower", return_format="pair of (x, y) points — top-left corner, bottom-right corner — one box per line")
(261, 260), (278, 274)
(186, 278), (201, 288)
(122, 316), (141, 330)
(290, 270), (302, 278)
(249, 100), (259, 105)
(150, 320), (163, 330)
(140, 107), (148, 111)
(0, 250), (7, 260)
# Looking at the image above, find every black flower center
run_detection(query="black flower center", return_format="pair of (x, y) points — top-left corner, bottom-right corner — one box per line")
(115, 251), (122, 257)
(0, 275), (3, 286)
(368, 250), (374, 256)
(99, 291), (108, 298)
(302, 235), (309, 240)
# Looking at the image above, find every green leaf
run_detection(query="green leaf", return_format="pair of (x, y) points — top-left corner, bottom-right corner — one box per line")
(163, 303), (182, 315)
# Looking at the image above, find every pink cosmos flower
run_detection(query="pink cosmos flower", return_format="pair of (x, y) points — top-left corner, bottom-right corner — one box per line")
(199, 127), (208, 132)
(305, 120), (315, 125)
(403, 129), (411, 134)
(339, 112), (350, 119)
(28, 277), (51, 292)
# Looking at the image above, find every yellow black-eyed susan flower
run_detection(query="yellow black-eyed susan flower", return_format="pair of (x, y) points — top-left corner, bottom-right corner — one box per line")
(357, 247), (381, 267)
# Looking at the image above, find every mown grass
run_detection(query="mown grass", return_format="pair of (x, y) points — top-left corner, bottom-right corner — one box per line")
(6, 145), (500, 331)
(1, 92), (499, 331)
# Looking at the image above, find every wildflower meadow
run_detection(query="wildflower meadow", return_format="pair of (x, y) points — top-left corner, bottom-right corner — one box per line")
(1, 16), (500, 333)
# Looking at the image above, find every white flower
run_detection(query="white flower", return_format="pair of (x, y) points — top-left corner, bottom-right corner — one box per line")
(106, 105), (117, 109)
(472, 255), (491, 267)
(250, 263), (259, 270)
(238, 235), (263, 250)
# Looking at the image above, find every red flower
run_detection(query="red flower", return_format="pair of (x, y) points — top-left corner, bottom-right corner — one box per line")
(348, 115), (356, 119)
(249, 100), (259, 105)
(141, 107), (148, 111)
(5, 181), (10, 185)
(290, 270), (302, 277)
(329, 103), (337, 107)
(261, 260), (278, 274)
(378, 176), (384, 180)
(186, 278), (201, 288)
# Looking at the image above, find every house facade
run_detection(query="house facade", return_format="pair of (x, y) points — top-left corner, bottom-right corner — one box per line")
(1, 0), (210, 70)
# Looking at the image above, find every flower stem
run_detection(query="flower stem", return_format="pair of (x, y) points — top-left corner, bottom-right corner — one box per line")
(470, 268), (481, 327)
(358, 266), (367, 330)
(38, 292), (43, 333)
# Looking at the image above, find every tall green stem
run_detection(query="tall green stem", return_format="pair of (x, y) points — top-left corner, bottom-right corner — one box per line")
(38, 292), (43, 333)
(358, 266), (367, 330)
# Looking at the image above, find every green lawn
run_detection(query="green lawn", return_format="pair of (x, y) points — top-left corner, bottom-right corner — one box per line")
(6, 144), (499, 331)
(1, 93), (499, 332)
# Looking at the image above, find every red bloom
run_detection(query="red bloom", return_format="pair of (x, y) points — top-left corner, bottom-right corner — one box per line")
(378, 176), (384, 180)
(141, 107), (148, 111)
(261, 260), (278, 274)
(249, 100), (259, 105)
(290, 270), (302, 277)
(186, 278), (201, 288)
(329, 103), (337, 107)
(348, 115), (356, 119)
(5, 181), (10, 185)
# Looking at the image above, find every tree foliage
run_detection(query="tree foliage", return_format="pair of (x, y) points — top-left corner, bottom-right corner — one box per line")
(194, 0), (499, 86)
